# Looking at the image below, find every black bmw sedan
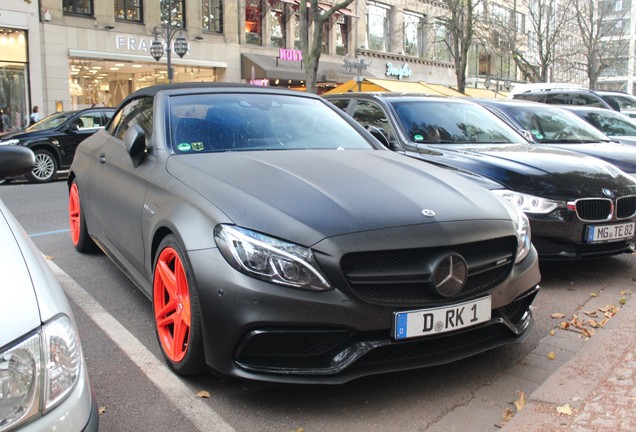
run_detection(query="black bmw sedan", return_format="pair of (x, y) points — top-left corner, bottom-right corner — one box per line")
(0, 107), (114, 183)
(69, 83), (540, 384)
(474, 98), (636, 176)
(325, 92), (636, 260)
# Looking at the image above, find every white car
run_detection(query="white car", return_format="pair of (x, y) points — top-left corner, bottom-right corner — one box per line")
(0, 146), (98, 431)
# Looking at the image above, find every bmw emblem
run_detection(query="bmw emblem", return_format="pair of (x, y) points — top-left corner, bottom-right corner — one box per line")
(602, 188), (614, 198)
(431, 253), (468, 297)
(422, 209), (436, 217)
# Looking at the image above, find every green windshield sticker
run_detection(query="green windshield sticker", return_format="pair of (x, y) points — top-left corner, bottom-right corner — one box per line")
(192, 142), (204, 151)
(414, 134), (424, 141)
(177, 143), (192, 151)
(531, 130), (544, 139)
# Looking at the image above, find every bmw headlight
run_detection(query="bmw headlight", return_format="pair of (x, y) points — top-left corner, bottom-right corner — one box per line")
(493, 189), (558, 214)
(214, 224), (332, 291)
(0, 315), (82, 431)
(0, 139), (20, 146)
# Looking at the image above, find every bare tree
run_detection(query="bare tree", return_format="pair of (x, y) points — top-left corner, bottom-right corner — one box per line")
(298, 0), (354, 94)
(436, 0), (479, 94)
(572, 0), (630, 89)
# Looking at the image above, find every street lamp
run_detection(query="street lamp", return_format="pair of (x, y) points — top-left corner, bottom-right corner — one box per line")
(150, 0), (189, 83)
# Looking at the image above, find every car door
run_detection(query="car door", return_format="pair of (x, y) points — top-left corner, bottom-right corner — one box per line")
(350, 99), (399, 148)
(59, 111), (112, 168)
(87, 98), (154, 279)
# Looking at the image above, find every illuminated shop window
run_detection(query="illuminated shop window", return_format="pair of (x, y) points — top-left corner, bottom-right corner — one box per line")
(161, 0), (185, 28)
(63, 0), (94, 16)
(246, 0), (262, 45)
(115, 0), (143, 23)
(202, 0), (223, 33)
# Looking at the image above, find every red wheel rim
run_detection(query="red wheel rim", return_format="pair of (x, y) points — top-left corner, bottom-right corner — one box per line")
(69, 183), (80, 246)
(154, 247), (191, 363)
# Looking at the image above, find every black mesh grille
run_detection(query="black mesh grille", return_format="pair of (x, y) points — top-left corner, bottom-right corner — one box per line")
(340, 237), (516, 306)
(616, 196), (636, 219)
(575, 198), (612, 221)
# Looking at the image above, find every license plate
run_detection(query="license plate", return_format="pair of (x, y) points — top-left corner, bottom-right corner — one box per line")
(586, 222), (635, 243)
(393, 296), (491, 340)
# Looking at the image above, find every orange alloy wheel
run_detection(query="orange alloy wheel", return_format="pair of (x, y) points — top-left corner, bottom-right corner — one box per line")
(154, 247), (192, 363)
(69, 182), (81, 246)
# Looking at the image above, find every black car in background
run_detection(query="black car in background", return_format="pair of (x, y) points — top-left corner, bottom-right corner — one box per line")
(68, 83), (540, 383)
(511, 88), (619, 111)
(596, 90), (636, 119)
(560, 105), (636, 147)
(474, 98), (636, 176)
(325, 92), (636, 260)
(0, 107), (114, 183)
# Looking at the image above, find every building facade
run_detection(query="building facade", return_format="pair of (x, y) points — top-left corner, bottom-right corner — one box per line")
(2, 0), (466, 125)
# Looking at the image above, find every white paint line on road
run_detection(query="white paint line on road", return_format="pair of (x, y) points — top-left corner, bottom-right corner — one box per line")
(47, 259), (236, 432)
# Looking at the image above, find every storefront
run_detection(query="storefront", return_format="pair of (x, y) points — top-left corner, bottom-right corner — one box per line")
(0, 27), (29, 131)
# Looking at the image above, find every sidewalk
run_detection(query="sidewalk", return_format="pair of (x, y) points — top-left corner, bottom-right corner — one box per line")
(501, 287), (636, 431)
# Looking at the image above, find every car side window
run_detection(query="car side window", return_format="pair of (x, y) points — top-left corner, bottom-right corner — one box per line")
(76, 112), (107, 129)
(329, 99), (351, 112)
(572, 94), (605, 108)
(109, 97), (154, 143)
(351, 100), (395, 142)
(545, 93), (569, 105)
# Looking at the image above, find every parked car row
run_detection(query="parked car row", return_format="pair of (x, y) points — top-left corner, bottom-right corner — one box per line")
(324, 92), (636, 261)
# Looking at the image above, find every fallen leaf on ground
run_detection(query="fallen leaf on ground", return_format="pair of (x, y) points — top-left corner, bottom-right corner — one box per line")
(590, 292), (598, 297)
(196, 390), (211, 398)
(514, 390), (526, 412)
(556, 404), (573, 415)
(619, 297), (627, 305)
(547, 352), (556, 360)
(502, 407), (515, 423)
(551, 312), (565, 319)
(583, 310), (598, 317)
(549, 329), (555, 336)
(99, 406), (107, 415)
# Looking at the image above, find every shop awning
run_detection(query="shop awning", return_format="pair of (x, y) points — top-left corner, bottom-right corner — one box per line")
(325, 77), (461, 96)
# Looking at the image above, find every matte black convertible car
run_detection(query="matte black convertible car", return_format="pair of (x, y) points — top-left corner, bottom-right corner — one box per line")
(325, 93), (636, 260)
(69, 83), (539, 384)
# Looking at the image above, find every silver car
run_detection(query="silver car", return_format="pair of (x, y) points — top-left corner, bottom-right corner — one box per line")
(0, 146), (98, 431)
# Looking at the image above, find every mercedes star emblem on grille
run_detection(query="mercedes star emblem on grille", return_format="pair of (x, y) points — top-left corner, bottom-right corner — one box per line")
(432, 253), (468, 297)
(422, 209), (436, 217)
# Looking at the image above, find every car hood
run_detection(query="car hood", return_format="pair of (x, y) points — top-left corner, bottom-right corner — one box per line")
(0, 202), (41, 347)
(0, 128), (54, 142)
(540, 141), (636, 174)
(409, 143), (636, 200)
(166, 150), (514, 245)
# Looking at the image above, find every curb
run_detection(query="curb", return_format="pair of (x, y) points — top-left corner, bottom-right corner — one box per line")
(500, 287), (636, 431)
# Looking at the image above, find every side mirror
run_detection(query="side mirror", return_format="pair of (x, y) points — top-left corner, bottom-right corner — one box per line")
(366, 125), (391, 148)
(66, 123), (80, 132)
(0, 146), (36, 178)
(124, 125), (147, 168)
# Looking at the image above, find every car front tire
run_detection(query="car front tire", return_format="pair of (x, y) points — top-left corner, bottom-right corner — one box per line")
(153, 235), (206, 376)
(69, 180), (98, 253)
(27, 149), (57, 183)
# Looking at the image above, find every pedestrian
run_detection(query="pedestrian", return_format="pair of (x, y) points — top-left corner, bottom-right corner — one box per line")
(1, 108), (11, 132)
(29, 106), (40, 126)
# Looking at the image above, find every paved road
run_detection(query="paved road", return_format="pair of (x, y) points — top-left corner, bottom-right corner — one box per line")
(2, 179), (634, 431)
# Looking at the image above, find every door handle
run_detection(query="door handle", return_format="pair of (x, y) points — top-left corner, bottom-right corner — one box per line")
(99, 153), (106, 164)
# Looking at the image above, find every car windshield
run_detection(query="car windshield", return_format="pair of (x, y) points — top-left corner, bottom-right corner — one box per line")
(26, 111), (75, 131)
(390, 100), (522, 144)
(504, 105), (610, 143)
(605, 94), (636, 110)
(169, 93), (373, 153)
(578, 110), (636, 136)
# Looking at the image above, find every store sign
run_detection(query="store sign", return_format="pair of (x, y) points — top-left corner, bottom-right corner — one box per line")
(279, 48), (302, 62)
(115, 35), (152, 52)
(250, 79), (270, 86)
(342, 54), (370, 74)
(386, 62), (412, 80)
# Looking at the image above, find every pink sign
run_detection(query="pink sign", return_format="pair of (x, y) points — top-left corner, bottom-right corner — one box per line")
(279, 48), (303, 62)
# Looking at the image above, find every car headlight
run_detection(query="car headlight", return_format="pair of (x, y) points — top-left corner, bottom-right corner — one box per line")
(493, 193), (532, 263)
(493, 189), (558, 214)
(0, 139), (20, 146)
(0, 315), (82, 431)
(214, 224), (332, 291)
